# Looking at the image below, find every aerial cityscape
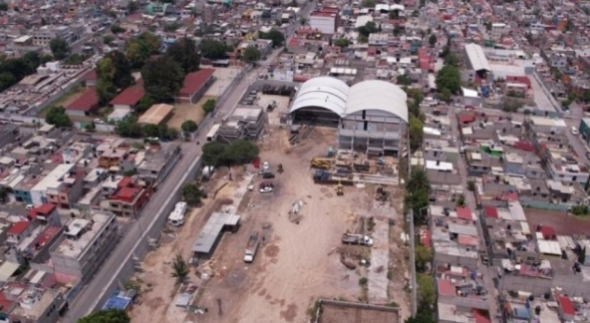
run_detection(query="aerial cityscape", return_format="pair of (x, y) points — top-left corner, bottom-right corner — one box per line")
(0, 0), (588, 322)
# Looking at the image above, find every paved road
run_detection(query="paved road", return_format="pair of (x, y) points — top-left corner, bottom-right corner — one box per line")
(63, 55), (275, 322)
(449, 106), (500, 323)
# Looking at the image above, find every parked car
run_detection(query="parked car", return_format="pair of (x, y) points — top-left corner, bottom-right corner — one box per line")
(572, 126), (579, 135)
(259, 182), (274, 193)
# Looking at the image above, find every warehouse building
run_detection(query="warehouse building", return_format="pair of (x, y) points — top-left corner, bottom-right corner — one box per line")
(289, 77), (408, 155)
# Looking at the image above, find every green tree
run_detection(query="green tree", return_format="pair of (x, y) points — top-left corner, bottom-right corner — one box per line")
(202, 141), (227, 166)
(103, 35), (115, 45)
(435, 65), (461, 94)
(110, 24), (126, 34)
(438, 88), (453, 103)
(333, 38), (350, 48)
(456, 194), (466, 207)
(467, 180), (476, 192)
(127, 0), (139, 13)
(397, 74), (412, 86)
(202, 99), (216, 114)
(259, 29), (286, 47)
(171, 253), (189, 284)
(242, 46), (261, 63)
(49, 38), (71, 60)
(165, 37), (201, 73)
(222, 139), (260, 164)
(96, 50), (134, 103)
(409, 116), (424, 152)
(182, 184), (204, 206)
(416, 274), (436, 305)
(443, 53), (460, 67)
(125, 33), (161, 69)
(357, 21), (378, 38)
(115, 118), (144, 138)
(407, 168), (430, 193)
(299, 17), (307, 25)
(406, 189), (429, 224)
(428, 34), (437, 47)
(181, 120), (198, 133)
(141, 56), (184, 102)
(22, 52), (40, 71)
(45, 106), (72, 128)
(136, 96), (156, 114)
(361, 0), (376, 7)
(199, 39), (228, 59)
(415, 245), (432, 272)
(78, 309), (130, 323)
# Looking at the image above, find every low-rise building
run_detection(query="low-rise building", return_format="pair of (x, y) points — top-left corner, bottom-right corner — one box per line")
(104, 176), (153, 217)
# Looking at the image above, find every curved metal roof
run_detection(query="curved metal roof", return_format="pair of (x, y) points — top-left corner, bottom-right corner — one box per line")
(345, 80), (408, 122)
(290, 77), (408, 123)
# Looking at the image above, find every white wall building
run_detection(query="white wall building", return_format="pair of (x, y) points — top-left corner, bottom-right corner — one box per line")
(309, 12), (337, 34)
(30, 164), (76, 206)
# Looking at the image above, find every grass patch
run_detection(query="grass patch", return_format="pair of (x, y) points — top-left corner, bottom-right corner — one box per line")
(37, 85), (84, 117)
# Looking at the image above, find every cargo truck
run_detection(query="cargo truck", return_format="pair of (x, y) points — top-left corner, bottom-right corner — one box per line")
(342, 233), (373, 246)
(244, 233), (260, 263)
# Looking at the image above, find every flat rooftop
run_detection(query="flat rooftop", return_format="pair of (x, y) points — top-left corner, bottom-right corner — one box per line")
(192, 212), (240, 254)
(11, 288), (56, 320)
(52, 213), (112, 259)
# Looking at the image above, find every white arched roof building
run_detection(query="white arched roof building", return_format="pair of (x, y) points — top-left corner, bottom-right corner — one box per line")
(290, 77), (408, 123)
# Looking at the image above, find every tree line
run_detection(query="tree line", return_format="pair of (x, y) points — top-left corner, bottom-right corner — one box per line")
(0, 52), (52, 92)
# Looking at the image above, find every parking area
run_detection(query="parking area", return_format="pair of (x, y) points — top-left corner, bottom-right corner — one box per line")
(258, 94), (291, 125)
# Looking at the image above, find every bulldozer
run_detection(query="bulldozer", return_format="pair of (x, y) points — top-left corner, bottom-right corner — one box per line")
(336, 182), (344, 196)
(311, 157), (333, 170)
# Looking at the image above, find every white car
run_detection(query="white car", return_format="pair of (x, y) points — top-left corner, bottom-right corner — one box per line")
(262, 162), (270, 172)
(572, 127), (579, 135)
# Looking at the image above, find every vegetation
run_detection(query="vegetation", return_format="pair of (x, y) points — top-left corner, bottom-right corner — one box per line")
(182, 183), (205, 206)
(110, 24), (126, 34)
(96, 50), (134, 104)
(415, 245), (432, 272)
(409, 116), (424, 152)
(571, 205), (590, 216)
(404, 301), (436, 323)
(416, 274), (436, 306)
(0, 187), (11, 203)
(45, 106), (72, 128)
(115, 117), (178, 140)
(202, 99), (216, 114)
(165, 37), (200, 74)
(578, 247), (586, 264)
(397, 74), (412, 86)
(78, 309), (130, 323)
(199, 39), (229, 60)
(405, 169), (431, 225)
(333, 38), (350, 48)
(467, 180), (476, 192)
(259, 29), (286, 47)
(428, 34), (437, 47)
(359, 277), (368, 285)
(125, 32), (161, 69)
(435, 64), (461, 95)
(0, 51), (42, 92)
(63, 53), (90, 65)
(361, 0), (376, 7)
(49, 38), (71, 60)
(357, 21), (378, 38)
(242, 46), (261, 63)
(181, 120), (198, 134)
(171, 253), (189, 284)
(456, 194), (466, 207)
(202, 140), (260, 166)
(141, 56), (184, 102)
(437, 88), (453, 103)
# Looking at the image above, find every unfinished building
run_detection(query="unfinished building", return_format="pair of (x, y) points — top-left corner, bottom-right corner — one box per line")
(289, 77), (408, 156)
(218, 105), (267, 143)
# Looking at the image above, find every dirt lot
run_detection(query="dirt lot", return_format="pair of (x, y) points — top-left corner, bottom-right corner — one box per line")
(319, 302), (399, 323)
(524, 207), (590, 235)
(167, 96), (215, 129)
(128, 171), (247, 323)
(204, 67), (241, 97)
(37, 86), (85, 117)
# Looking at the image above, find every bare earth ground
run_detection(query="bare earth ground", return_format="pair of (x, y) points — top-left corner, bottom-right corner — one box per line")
(128, 170), (246, 323)
(319, 303), (399, 323)
(203, 66), (241, 97)
(524, 207), (590, 235)
(167, 95), (216, 129)
(37, 86), (85, 117)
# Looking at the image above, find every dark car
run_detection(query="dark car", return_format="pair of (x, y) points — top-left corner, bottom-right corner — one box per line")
(262, 172), (275, 179)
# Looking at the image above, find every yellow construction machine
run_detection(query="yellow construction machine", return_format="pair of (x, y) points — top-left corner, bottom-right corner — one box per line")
(311, 157), (333, 170)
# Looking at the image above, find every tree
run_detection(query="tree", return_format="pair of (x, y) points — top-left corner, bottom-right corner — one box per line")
(409, 116), (424, 152)
(171, 253), (189, 284)
(199, 39), (228, 60)
(467, 180), (476, 192)
(299, 17), (307, 25)
(182, 184), (203, 206)
(259, 29), (286, 47)
(49, 38), (71, 60)
(333, 38), (350, 48)
(202, 140), (260, 166)
(45, 106), (72, 128)
(181, 120), (198, 133)
(125, 33), (161, 69)
(202, 141), (227, 166)
(96, 50), (134, 103)
(166, 37), (200, 73)
(443, 53), (460, 67)
(397, 74), (412, 86)
(407, 168), (430, 193)
(242, 46), (261, 63)
(136, 96), (156, 114)
(435, 65), (461, 94)
(0, 187), (10, 203)
(115, 118), (144, 138)
(416, 274), (436, 306)
(428, 34), (437, 47)
(202, 99), (216, 114)
(110, 25), (126, 34)
(357, 21), (378, 38)
(415, 245), (432, 272)
(141, 56), (184, 102)
(406, 189), (429, 224)
(361, 0), (376, 7)
(456, 194), (466, 207)
(79, 309), (130, 323)
(127, 0), (139, 13)
(438, 88), (453, 103)
(103, 35), (115, 46)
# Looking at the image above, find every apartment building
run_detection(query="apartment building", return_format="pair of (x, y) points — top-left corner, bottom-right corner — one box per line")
(48, 213), (118, 283)
(31, 25), (84, 46)
(7, 284), (65, 323)
(30, 164), (84, 208)
(105, 176), (153, 217)
(136, 143), (181, 183)
(491, 23), (508, 41)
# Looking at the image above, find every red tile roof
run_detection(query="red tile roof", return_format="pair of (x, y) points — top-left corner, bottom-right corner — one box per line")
(117, 177), (133, 188)
(558, 296), (575, 316)
(540, 226), (556, 240)
(8, 221), (30, 235)
(484, 206), (498, 219)
(35, 226), (61, 249)
(178, 68), (215, 96)
(66, 88), (99, 111)
(29, 203), (56, 218)
(110, 84), (145, 106)
(456, 207), (473, 220)
(437, 279), (455, 296)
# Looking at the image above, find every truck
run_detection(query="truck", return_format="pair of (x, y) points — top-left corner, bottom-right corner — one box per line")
(342, 233), (374, 247)
(168, 202), (188, 227)
(244, 233), (260, 263)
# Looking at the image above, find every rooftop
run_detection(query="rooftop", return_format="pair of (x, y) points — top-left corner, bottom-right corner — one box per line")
(11, 288), (57, 321)
(51, 213), (113, 259)
(137, 104), (174, 125)
(192, 212), (240, 254)
(178, 68), (215, 96)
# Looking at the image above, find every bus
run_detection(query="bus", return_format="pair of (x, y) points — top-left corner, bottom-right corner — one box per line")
(206, 124), (221, 142)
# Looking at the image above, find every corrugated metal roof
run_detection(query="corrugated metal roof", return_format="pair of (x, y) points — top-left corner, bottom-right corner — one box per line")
(464, 43), (490, 72)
